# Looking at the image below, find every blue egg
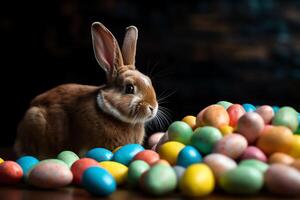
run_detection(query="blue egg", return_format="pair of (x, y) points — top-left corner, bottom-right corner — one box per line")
(16, 156), (39, 177)
(242, 103), (256, 112)
(176, 145), (202, 168)
(85, 148), (113, 162)
(172, 165), (186, 182)
(82, 166), (116, 196)
(272, 106), (280, 113)
(112, 144), (144, 166)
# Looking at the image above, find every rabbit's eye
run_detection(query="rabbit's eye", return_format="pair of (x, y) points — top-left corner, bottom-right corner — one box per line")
(125, 84), (135, 94)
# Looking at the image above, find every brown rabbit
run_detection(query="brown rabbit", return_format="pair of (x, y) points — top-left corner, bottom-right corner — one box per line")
(14, 22), (158, 158)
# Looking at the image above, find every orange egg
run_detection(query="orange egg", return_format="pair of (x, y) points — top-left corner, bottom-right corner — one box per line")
(197, 105), (229, 128)
(268, 152), (295, 165)
(182, 115), (197, 130)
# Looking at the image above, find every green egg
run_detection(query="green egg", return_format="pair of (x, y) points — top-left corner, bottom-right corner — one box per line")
(219, 166), (264, 194)
(127, 160), (150, 187)
(239, 159), (269, 173)
(191, 126), (222, 154)
(168, 121), (193, 144)
(57, 151), (79, 168)
(272, 106), (299, 132)
(216, 101), (233, 109)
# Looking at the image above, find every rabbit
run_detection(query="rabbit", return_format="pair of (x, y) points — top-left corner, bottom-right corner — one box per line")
(14, 22), (158, 159)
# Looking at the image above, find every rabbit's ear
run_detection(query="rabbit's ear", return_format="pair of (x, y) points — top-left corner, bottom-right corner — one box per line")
(91, 22), (124, 82)
(122, 26), (138, 66)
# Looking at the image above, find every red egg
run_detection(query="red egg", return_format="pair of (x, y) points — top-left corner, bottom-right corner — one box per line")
(255, 105), (274, 124)
(133, 150), (160, 165)
(0, 161), (23, 185)
(240, 146), (267, 162)
(71, 158), (99, 185)
(227, 104), (246, 128)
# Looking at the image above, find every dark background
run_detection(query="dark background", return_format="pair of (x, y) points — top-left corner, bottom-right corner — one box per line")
(1, 0), (300, 147)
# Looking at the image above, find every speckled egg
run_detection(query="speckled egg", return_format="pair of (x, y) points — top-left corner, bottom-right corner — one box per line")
(176, 145), (202, 168)
(16, 156), (39, 178)
(182, 115), (197, 130)
(268, 152), (295, 165)
(239, 159), (269, 173)
(240, 146), (267, 162)
(112, 144), (144, 166)
(168, 121), (193, 144)
(57, 150), (79, 168)
(158, 141), (185, 165)
(0, 161), (23, 184)
(127, 160), (150, 187)
(227, 104), (246, 128)
(255, 105), (274, 124)
(132, 150), (160, 165)
(85, 148), (113, 162)
(199, 105), (230, 128)
(289, 135), (300, 158)
(99, 161), (128, 185)
(214, 134), (248, 159)
(272, 106), (299, 132)
(148, 132), (165, 148)
(71, 158), (99, 185)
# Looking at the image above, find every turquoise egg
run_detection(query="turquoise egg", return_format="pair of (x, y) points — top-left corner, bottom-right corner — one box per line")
(16, 156), (39, 178)
(127, 160), (150, 187)
(272, 106), (280, 113)
(272, 106), (299, 132)
(85, 148), (113, 162)
(82, 166), (116, 196)
(176, 146), (202, 168)
(168, 121), (193, 144)
(57, 151), (79, 168)
(242, 103), (256, 112)
(112, 144), (144, 166)
(216, 101), (233, 109)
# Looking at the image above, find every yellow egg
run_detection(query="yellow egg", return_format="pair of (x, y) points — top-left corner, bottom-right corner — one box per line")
(99, 161), (128, 185)
(289, 135), (300, 158)
(219, 125), (234, 136)
(182, 115), (197, 130)
(112, 146), (122, 153)
(158, 141), (185, 165)
(179, 163), (215, 197)
(0, 158), (3, 164)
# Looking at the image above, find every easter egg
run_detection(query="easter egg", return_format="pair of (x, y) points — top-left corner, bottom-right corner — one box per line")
(152, 159), (170, 166)
(242, 103), (256, 112)
(127, 160), (150, 187)
(179, 163), (215, 197)
(99, 161), (128, 185)
(28, 160), (73, 188)
(148, 132), (165, 148)
(200, 105), (230, 128)
(57, 150), (79, 168)
(16, 156), (39, 178)
(82, 166), (116, 196)
(132, 150), (160, 165)
(173, 166), (185, 183)
(154, 132), (169, 151)
(176, 145), (202, 167)
(240, 146), (267, 162)
(219, 166), (263, 194)
(142, 164), (177, 195)
(71, 158), (99, 185)
(272, 106), (299, 132)
(218, 125), (234, 136)
(112, 144), (144, 166)
(291, 159), (300, 171)
(167, 121), (193, 144)
(237, 112), (264, 143)
(191, 126), (222, 154)
(268, 152), (295, 165)
(265, 164), (300, 195)
(256, 126), (294, 155)
(182, 115), (197, 130)
(216, 100), (233, 109)
(289, 135), (300, 158)
(85, 148), (113, 162)
(272, 106), (280, 113)
(0, 161), (23, 184)
(0, 158), (3, 164)
(227, 104), (246, 127)
(239, 159), (269, 173)
(158, 141), (185, 165)
(203, 153), (237, 180)
(255, 105), (274, 124)
(214, 134), (248, 159)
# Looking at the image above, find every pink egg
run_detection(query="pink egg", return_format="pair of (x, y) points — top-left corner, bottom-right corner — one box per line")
(0, 161), (23, 185)
(154, 132), (169, 151)
(240, 146), (267, 162)
(148, 132), (165, 148)
(214, 134), (248, 160)
(237, 112), (265, 144)
(255, 105), (274, 124)
(227, 104), (246, 128)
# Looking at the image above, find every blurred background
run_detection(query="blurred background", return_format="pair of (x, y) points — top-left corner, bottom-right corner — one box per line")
(1, 0), (300, 147)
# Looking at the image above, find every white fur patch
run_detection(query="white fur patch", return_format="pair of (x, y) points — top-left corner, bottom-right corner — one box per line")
(140, 76), (151, 87)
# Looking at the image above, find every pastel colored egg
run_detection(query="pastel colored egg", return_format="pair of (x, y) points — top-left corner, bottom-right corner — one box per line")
(112, 144), (144, 166)
(272, 106), (299, 132)
(28, 160), (73, 188)
(85, 148), (113, 162)
(182, 115), (197, 130)
(214, 134), (248, 159)
(199, 105), (230, 128)
(239, 159), (269, 173)
(237, 112), (265, 143)
(203, 153), (237, 180)
(255, 105), (274, 124)
(289, 135), (300, 158)
(216, 101), (233, 109)
(268, 152), (295, 165)
(196, 107), (208, 127)
(112, 146), (122, 153)
(167, 121), (193, 144)
(0, 158), (3, 164)
(173, 166), (185, 183)
(219, 166), (263, 194)
(191, 126), (222, 154)
(57, 151), (79, 168)
(99, 161), (128, 185)
(82, 166), (116, 196)
(240, 146), (267, 162)
(179, 163), (215, 197)
(132, 150), (160, 165)
(291, 159), (300, 171)
(0, 161), (23, 184)
(176, 145), (202, 168)
(265, 164), (300, 195)
(142, 164), (177, 195)
(152, 159), (170, 166)
(227, 104), (246, 128)
(242, 103), (256, 112)
(148, 132), (165, 148)
(16, 156), (39, 178)
(154, 132), (169, 151)
(70, 158), (99, 185)
(127, 160), (150, 187)
(256, 126), (294, 155)
(272, 106), (280, 113)
(158, 141), (185, 165)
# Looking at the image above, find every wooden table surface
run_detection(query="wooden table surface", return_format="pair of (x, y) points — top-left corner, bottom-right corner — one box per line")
(0, 148), (297, 200)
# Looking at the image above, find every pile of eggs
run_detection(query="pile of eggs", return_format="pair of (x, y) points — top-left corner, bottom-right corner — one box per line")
(1, 101), (300, 197)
